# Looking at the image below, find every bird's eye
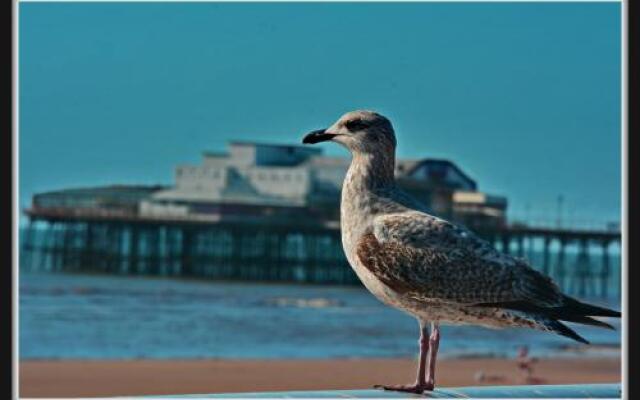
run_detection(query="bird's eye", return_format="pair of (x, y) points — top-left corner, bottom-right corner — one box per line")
(345, 119), (369, 132)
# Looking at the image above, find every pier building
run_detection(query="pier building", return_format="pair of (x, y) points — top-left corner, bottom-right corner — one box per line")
(136, 141), (507, 225)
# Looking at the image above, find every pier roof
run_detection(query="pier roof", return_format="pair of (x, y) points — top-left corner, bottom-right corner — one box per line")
(34, 184), (169, 196)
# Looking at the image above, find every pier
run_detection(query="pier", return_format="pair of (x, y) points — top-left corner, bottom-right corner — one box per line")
(21, 207), (621, 298)
(474, 225), (621, 298)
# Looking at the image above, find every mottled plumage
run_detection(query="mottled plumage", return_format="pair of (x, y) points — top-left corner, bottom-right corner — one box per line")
(303, 110), (620, 392)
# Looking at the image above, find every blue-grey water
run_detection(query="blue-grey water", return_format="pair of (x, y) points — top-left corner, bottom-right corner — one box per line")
(19, 271), (621, 360)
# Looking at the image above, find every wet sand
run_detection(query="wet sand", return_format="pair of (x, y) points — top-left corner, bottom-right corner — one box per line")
(19, 357), (621, 398)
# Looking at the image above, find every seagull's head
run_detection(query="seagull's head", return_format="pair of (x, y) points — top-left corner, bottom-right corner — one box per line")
(302, 110), (396, 155)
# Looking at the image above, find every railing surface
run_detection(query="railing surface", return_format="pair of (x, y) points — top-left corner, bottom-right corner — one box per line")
(133, 383), (621, 399)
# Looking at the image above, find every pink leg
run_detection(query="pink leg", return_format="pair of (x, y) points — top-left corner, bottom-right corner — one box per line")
(374, 320), (432, 394)
(425, 322), (441, 390)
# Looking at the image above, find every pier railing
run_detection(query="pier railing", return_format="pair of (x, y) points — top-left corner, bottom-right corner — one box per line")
(139, 384), (622, 399)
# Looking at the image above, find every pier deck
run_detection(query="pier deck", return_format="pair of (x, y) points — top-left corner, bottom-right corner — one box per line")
(21, 207), (622, 297)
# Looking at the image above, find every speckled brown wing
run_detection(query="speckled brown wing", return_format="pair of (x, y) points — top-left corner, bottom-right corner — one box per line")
(356, 212), (564, 307)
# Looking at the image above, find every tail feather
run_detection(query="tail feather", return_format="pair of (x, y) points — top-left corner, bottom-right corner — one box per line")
(557, 314), (615, 330)
(560, 297), (621, 318)
(473, 297), (620, 343)
(474, 297), (620, 329)
(545, 319), (590, 344)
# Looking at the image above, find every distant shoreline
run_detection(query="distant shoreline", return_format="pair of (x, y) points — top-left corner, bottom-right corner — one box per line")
(19, 357), (621, 398)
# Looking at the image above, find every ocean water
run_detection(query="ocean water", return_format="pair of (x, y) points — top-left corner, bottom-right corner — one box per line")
(19, 271), (621, 360)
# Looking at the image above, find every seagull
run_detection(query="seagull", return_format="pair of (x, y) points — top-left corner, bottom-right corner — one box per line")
(302, 110), (621, 393)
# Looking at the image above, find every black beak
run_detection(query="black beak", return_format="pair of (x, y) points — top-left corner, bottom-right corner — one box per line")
(302, 129), (336, 144)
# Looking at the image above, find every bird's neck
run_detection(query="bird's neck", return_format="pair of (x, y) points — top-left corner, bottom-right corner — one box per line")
(340, 150), (396, 258)
(344, 150), (396, 194)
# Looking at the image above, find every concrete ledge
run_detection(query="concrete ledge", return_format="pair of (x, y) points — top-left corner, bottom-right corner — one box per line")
(136, 383), (621, 398)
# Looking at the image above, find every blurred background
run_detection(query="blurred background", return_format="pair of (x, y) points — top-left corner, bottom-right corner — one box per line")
(18, 1), (621, 398)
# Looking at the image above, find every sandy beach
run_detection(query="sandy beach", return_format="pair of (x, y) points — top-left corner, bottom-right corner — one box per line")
(19, 357), (621, 398)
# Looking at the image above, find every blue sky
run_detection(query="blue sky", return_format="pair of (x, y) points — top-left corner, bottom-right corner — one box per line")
(19, 2), (621, 226)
